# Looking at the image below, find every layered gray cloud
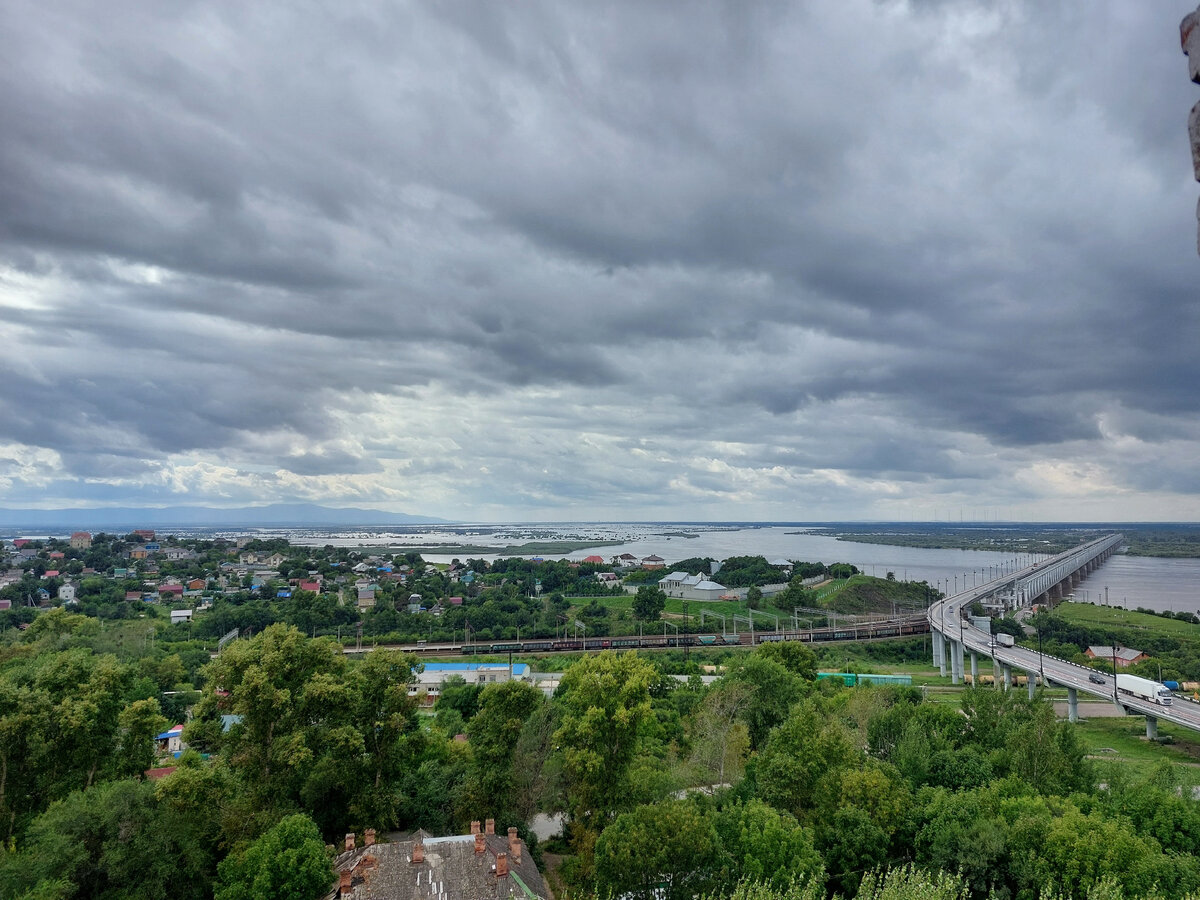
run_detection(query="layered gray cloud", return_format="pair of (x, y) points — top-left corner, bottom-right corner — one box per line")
(0, 0), (1197, 520)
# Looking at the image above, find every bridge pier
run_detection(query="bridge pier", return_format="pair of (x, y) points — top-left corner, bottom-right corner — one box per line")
(1002, 664), (1011, 691)
(933, 629), (943, 669)
(1067, 687), (1078, 723)
(936, 632), (946, 677)
(1027, 673), (1036, 700)
(1146, 715), (1158, 740)
(950, 639), (961, 684)
(970, 651), (978, 684)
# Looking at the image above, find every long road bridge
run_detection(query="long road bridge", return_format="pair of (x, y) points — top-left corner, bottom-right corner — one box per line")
(927, 533), (1200, 737)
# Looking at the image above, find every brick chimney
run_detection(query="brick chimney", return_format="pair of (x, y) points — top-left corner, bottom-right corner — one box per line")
(345, 833), (356, 852)
(485, 818), (494, 835)
(339, 871), (352, 895)
(508, 828), (521, 863)
(474, 831), (485, 853)
(496, 852), (509, 878)
(470, 820), (480, 835)
(412, 838), (425, 864)
(364, 828), (376, 847)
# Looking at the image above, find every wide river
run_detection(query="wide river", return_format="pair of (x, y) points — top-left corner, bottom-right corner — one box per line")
(274, 523), (1198, 614)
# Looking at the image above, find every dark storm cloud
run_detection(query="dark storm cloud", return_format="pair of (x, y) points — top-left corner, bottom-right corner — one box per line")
(0, 0), (1196, 517)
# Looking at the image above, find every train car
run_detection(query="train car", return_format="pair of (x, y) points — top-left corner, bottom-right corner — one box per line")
(722, 634), (741, 645)
(609, 637), (642, 649)
(551, 640), (584, 652)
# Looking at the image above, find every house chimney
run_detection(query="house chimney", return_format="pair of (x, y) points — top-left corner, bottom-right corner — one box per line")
(412, 838), (425, 864)
(364, 828), (376, 847)
(496, 852), (509, 878)
(339, 871), (352, 895)
(470, 820), (480, 835)
(345, 833), (356, 852)
(485, 818), (494, 835)
(475, 831), (485, 853)
(508, 828), (521, 863)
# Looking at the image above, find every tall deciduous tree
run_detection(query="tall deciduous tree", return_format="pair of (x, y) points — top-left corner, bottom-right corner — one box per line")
(554, 651), (654, 847)
(464, 680), (545, 823)
(214, 813), (332, 900)
(632, 586), (667, 622)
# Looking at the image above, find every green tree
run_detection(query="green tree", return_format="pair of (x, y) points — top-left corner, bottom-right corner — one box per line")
(746, 586), (763, 609)
(756, 700), (857, 820)
(465, 680), (545, 822)
(755, 641), (818, 681)
(554, 652), (655, 849)
(688, 681), (753, 787)
(632, 586), (667, 622)
(214, 813), (332, 900)
(713, 800), (823, 892)
(594, 798), (720, 900)
(724, 654), (801, 750)
(116, 698), (168, 779)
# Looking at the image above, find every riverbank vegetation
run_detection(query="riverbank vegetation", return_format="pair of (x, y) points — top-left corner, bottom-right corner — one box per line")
(830, 524), (1200, 559)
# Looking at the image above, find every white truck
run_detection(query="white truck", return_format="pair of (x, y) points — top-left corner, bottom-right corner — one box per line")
(1115, 673), (1174, 706)
(994, 633), (1015, 648)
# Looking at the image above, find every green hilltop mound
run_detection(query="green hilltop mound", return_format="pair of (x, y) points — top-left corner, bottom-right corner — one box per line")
(822, 575), (935, 616)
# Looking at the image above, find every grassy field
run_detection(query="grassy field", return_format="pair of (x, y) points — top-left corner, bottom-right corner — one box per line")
(1073, 716), (1200, 776)
(1055, 601), (1200, 639)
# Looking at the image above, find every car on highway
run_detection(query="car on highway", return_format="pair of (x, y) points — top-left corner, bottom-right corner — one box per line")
(1088, 673), (1106, 684)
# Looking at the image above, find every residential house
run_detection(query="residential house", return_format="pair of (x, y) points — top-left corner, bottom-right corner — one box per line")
(357, 585), (377, 609)
(155, 723), (186, 756)
(582, 555), (605, 565)
(1085, 646), (1149, 669)
(187, 578), (206, 591)
(133, 530), (155, 541)
(658, 571), (728, 601)
(641, 555), (666, 569)
(329, 821), (547, 900)
(170, 609), (193, 625)
(70, 531), (92, 550)
(613, 552), (640, 567)
(57, 584), (76, 603)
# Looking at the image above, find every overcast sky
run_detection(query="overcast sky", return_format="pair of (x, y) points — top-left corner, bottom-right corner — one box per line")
(1, 1), (1198, 523)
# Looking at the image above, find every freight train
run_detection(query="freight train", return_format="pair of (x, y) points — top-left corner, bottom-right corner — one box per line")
(458, 616), (929, 656)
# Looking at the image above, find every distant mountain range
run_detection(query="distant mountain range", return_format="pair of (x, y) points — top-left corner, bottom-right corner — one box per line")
(0, 503), (449, 530)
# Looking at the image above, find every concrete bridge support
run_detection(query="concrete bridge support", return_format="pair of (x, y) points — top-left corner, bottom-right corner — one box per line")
(1002, 664), (1011, 691)
(936, 633), (946, 677)
(950, 640), (961, 684)
(1067, 687), (1078, 723)
(1146, 715), (1158, 740)
(970, 651), (978, 683)
(1028, 673), (1037, 700)
(932, 628), (943, 668)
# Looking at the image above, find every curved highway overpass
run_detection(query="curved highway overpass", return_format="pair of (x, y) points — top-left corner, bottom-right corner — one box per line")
(928, 534), (1200, 736)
